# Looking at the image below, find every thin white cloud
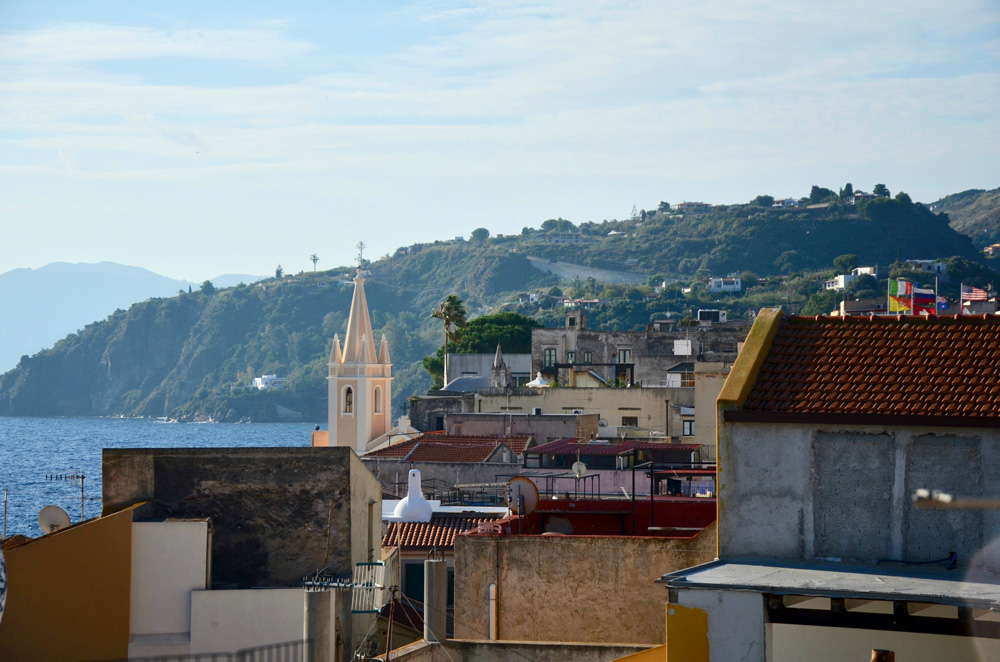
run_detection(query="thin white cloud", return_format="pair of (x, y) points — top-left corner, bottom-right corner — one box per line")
(0, 23), (313, 65)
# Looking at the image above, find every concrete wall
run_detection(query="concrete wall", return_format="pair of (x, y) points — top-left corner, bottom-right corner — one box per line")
(362, 459), (521, 493)
(446, 353), (531, 384)
(351, 451), (383, 565)
(693, 363), (729, 462)
(772, 623), (1000, 662)
(130, 520), (209, 637)
(531, 314), (747, 386)
(103, 447), (381, 587)
(479, 388), (686, 436)
(454, 524), (716, 645)
(671, 589), (767, 662)
(189, 588), (307, 654)
(391, 639), (652, 662)
(0, 507), (135, 661)
(447, 412), (599, 444)
(719, 422), (1000, 566)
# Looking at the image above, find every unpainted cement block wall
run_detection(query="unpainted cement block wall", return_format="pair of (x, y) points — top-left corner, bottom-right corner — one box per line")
(719, 422), (1000, 567)
(453, 524), (717, 645)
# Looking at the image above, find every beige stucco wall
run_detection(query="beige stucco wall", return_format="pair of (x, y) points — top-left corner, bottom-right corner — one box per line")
(454, 523), (716, 645)
(478, 388), (687, 436)
(130, 520), (209, 638)
(693, 363), (729, 462)
(350, 451), (383, 568)
(189, 588), (307, 654)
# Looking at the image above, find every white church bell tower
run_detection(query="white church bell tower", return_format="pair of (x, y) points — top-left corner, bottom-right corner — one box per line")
(327, 264), (392, 454)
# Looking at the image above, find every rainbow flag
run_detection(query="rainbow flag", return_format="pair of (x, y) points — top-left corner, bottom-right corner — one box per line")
(889, 279), (912, 313)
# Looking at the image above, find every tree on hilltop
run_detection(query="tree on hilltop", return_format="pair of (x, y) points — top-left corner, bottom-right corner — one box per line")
(833, 254), (859, 274)
(873, 183), (890, 197)
(809, 186), (837, 204)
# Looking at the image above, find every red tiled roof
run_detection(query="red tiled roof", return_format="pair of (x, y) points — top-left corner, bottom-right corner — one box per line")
(364, 434), (532, 463)
(739, 315), (1000, 424)
(382, 515), (499, 548)
(527, 438), (701, 456)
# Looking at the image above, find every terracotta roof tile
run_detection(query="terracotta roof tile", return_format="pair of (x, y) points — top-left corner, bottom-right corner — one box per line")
(742, 315), (1000, 421)
(364, 434), (532, 463)
(382, 515), (499, 548)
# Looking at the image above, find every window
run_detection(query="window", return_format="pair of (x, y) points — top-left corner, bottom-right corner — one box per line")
(681, 372), (694, 388)
(544, 348), (557, 367)
(584, 351), (593, 364)
(617, 348), (632, 364)
(682, 420), (695, 436)
(566, 351), (576, 364)
(568, 316), (576, 327)
(343, 386), (353, 414)
(622, 416), (639, 427)
(373, 386), (382, 414)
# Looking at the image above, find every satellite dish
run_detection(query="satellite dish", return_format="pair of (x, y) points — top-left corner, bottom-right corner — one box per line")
(38, 505), (71, 534)
(572, 461), (587, 478)
(598, 418), (608, 428)
(506, 477), (539, 515)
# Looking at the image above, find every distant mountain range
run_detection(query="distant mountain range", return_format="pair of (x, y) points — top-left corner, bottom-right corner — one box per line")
(0, 263), (265, 372)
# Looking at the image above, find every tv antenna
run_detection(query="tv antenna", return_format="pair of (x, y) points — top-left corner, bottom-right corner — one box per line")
(356, 241), (366, 270)
(310, 253), (319, 271)
(45, 469), (87, 521)
(38, 505), (71, 534)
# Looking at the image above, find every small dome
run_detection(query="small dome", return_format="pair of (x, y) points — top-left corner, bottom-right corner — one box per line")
(392, 469), (433, 522)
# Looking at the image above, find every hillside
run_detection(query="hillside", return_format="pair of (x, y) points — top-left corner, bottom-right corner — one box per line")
(932, 187), (1000, 248)
(0, 262), (267, 373)
(0, 187), (989, 422)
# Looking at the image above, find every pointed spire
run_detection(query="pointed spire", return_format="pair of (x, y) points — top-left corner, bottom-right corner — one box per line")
(378, 333), (391, 365)
(341, 274), (378, 364)
(493, 343), (504, 368)
(330, 333), (343, 364)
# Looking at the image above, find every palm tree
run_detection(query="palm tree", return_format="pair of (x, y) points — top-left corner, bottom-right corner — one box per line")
(431, 294), (467, 384)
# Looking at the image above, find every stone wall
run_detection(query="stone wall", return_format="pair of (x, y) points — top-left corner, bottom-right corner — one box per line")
(453, 523), (716, 644)
(102, 447), (381, 587)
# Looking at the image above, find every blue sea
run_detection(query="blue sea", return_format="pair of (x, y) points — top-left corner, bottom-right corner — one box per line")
(0, 417), (316, 538)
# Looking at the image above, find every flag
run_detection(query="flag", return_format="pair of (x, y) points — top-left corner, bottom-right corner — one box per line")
(961, 284), (988, 301)
(913, 287), (936, 316)
(889, 279), (912, 312)
(936, 296), (949, 311)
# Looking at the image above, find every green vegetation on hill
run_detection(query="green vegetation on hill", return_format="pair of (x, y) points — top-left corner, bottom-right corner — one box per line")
(0, 184), (996, 421)
(931, 187), (1000, 249)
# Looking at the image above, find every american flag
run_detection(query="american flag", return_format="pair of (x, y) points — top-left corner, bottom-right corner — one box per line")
(961, 284), (989, 301)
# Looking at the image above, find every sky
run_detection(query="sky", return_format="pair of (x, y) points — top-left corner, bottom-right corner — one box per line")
(1, 1), (998, 282)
